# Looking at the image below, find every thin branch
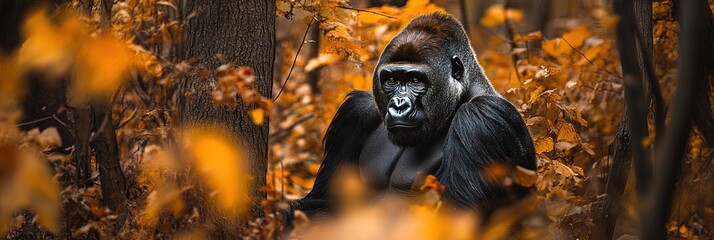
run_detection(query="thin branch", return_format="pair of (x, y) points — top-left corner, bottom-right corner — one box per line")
(269, 113), (316, 140)
(560, 37), (623, 79)
(52, 114), (74, 134)
(274, 18), (314, 101)
(476, 24), (513, 43)
(503, 0), (521, 82)
(16, 116), (54, 127)
(338, 6), (395, 19)
(116, 106), (140, 129)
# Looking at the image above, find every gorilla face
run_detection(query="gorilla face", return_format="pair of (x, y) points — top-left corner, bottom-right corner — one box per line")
(372, 13), (493, 147)
(375, 56), (467, 147)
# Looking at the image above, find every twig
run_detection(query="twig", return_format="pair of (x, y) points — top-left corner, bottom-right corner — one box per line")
(476, 25), (513, 43)
(116, 106), (140, 129)
(16, 116), (54, 127)
(338, 6), (395, 19)
(274, 18), (314, 101)
(503, 0), (521, 83)
(560, 37), (623, 79)
(269, 113), (316, 140)
(53, 114), (73, 131)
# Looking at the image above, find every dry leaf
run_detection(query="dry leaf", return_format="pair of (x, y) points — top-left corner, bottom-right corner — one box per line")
(250, 108), (265, 125)
(534, 137), (554, 154)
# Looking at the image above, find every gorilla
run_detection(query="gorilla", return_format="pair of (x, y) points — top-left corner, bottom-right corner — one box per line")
(292, 13), (536, 218)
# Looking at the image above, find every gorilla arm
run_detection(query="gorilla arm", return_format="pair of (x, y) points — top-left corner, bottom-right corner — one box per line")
(437, 95), (537, 212)
(293, 91), (381, 215)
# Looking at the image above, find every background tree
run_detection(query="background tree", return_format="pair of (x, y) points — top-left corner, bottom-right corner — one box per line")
(179, 0), (275, 215)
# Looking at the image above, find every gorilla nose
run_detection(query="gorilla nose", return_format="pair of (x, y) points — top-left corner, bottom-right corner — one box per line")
(388, 96), (413, 118)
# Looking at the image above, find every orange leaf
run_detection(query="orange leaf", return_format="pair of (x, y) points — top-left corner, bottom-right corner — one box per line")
(305, 53), (340, 72)
(250, 108), (265, 125)
(534, 137), (554, 154)
(480, 4), (523, 27)
(562, 25), (590, 49)
(512, 166), (538, 187)
(187, 129), (249, 215)
(556, 120), (580, 143)
(542, 38), (571, 57)
(528, 86), (545, 103)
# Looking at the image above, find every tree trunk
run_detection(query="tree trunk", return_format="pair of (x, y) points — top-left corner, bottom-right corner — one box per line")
(90, 100), (128, 218)
(179, 0), (275, 215)
(641, 0), (710, 238)
(592, 0), (659, 238)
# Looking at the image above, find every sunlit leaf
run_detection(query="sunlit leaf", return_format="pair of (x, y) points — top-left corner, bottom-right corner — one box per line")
(305, 53), (339, 72)
(18, 10), (86, 78)
(480, 4), (523, 27)
(250, 108), (266, 125)
(73, 35), (134, 101)
(562, 25), (590, 49)
(187, 129), (249, 215)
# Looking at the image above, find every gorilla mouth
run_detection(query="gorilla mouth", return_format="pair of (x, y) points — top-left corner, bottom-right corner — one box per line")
(386, 122), (420, 130)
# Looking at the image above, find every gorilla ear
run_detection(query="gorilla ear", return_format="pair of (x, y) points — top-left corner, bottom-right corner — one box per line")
(451, 56), (464, 81)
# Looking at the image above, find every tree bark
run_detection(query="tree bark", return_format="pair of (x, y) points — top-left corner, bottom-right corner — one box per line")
(641, 0), (710, 238)
(592, 0), (659, 238)
(592, 118), (633, 240)
(90, 100), (128, 217)
(179, 0), (274, 215)
(89, 0), (129, 224)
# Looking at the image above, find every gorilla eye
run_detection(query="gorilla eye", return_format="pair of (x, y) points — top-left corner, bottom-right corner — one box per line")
(412, 78), (419, 83)
(387, 77), (396, 84)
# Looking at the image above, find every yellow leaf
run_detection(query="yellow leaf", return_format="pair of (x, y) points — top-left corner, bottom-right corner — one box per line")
(542, 38), (571, 57)
(556, 120), (580, 143)
(187, 129), (249, 215)
(0, 149), (60, 235)
(250, 108), (265, 125)
(479, 4), (523, 27)
(562, 25), (590, 49)
(73, 35), (133, 102)
(357, 10), (388, 24)
(514, 31), (542, 43)
(534, 137), (554, 154)
(528, 86), (545, 103)
(18, 11), (87, 78)
(576, 41), (608, 66)
(305, 53), (339, 72)
(562, 106), (588, 127)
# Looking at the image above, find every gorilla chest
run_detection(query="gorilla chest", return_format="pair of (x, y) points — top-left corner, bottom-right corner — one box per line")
(358, 125), (444, 193)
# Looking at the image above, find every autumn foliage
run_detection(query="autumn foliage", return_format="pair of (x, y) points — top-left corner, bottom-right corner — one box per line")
(0, 0), (713, 239)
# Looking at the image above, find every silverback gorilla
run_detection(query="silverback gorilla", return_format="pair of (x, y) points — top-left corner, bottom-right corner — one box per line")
(292, 13), (536, 218)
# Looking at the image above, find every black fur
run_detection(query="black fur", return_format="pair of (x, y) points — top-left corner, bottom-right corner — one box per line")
(294, 91), (381, 215)
(438, 96), (536, 210)
(290, 13), (536, 222)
